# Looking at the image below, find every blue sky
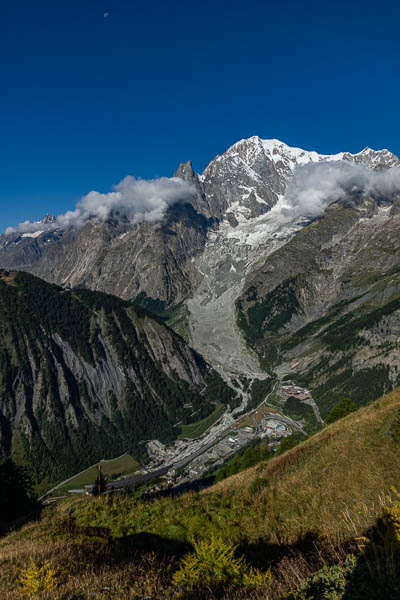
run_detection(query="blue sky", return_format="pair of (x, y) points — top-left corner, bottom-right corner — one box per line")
(2, 0), (400, 231)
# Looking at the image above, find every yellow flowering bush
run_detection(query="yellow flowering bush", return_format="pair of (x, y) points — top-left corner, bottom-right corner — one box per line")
(173, 537), (272, 589)
(387, 486), (400, 541)
(19, 559), (58, 595)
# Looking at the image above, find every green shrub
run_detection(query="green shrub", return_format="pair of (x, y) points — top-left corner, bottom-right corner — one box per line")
(214, 441), (271, 482)
(291, 554), (358, 599)
(248, 476), (268, 495)
(356, 487), (400, 593)
(276, 433), (306, 456)
(172, 537), (271, 590)
(390, 411), (400, 443)
(293, 491), (400, 600)
(324, 397), (357, 425)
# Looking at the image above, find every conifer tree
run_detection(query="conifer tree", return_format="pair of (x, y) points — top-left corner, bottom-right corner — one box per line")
(0, 459), (38, 524)
(93, 464), (107, 496)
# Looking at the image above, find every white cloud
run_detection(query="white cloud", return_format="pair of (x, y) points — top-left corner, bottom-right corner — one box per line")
(283, 161), (400, 218)
(5, 176), (195, 235)
(7, 161), (400, 236)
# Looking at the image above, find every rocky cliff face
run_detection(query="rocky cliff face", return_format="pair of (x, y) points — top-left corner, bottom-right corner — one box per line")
(2, 137), (400, 419)
(1, 137), (398, 307)
(0, 228), (63, 270)
(0, 271), (231, 483)
(180, 140), (400, 389)
(1, 203), (215, 305)
(237, 194), (400, 415)
(193, 137), (400, 224)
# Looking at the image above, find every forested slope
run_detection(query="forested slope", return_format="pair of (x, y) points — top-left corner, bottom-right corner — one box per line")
(0, 270), (232, 485)
(237, 197), (400, 416)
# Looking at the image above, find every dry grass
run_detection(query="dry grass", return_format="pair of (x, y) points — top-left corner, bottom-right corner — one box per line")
(0, 507), (176, 600)
(0, 510), (354, 600)
(0, 271), (17, 286)
(69, 390), (400, 550)
(207, 388), (400, 544)
(3, 389), (400, 598)
(234, 404), (281, 429)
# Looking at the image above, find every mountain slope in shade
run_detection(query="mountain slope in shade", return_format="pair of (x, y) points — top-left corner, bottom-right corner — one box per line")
(0, 270), (232, 485)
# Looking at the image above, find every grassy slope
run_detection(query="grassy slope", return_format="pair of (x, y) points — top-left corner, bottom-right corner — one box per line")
(178, 404), (224, 439)
(2, 388), (400, 599)
(208, 390), (400, 542)
(74, 388), (400, 546)
(54, 454), (140, 495)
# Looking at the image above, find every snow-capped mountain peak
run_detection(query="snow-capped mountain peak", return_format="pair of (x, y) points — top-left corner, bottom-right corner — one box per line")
(39, 214), (56, 225)
(197, 136), (400, 224)
(208, 136), (399, 173)
(217, 136), (345, 169)
(347, 146), (400, 169)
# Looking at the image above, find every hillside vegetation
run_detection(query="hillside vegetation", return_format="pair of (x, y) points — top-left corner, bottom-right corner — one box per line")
(237, 200), (400, 417)
(0, 270), (235, 488)
(76, 388), (400, 545)
(2, 388), (400, 598)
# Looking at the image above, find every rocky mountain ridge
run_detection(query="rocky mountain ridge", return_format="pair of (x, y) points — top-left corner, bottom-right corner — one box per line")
(236, 195), (400, 415)
(181, 139), (400, 384)
(2, 137), (398, 304)
(1, 137), (400, 416)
